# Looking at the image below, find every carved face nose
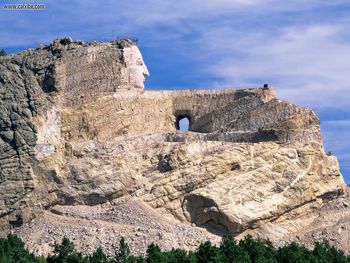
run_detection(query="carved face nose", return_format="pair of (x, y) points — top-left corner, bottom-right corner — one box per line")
(143, 65), (150, 77)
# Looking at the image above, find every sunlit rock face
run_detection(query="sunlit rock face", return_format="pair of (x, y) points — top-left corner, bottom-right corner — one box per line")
(0, 38), (150, 229)
(0, 38), (346, 253)
(51, 39), (149, 106)
(122, 45), (150, 89)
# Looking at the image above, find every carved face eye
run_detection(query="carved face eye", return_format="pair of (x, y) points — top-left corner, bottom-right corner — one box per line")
(136, 58), (143, 66)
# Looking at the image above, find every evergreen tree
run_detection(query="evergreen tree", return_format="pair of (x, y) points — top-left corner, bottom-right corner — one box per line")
(195, 240), (222, 263)
(312, 241), (350, 263)
(219, 235), (251, 263)
(47, 237), (87, 263)
(89, 247), (108, 263)
(238, 235), (276, 263)
(0, 234), (39, 263)
(0, 49), (5, 56)
(163, 248), (198, 263)
(1, 231), (350, 263)
(187, 251), (199, 263)
(146, 243), (167, 263)
(124, 256), (145, 263)
(276, 242), (316, 263)
(312, 242), (330, 263)
(115, 237), (131, 263)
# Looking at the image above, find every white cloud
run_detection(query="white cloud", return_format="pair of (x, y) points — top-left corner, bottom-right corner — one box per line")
(323, 119), (350, 127)
(197, 22), (350, 108)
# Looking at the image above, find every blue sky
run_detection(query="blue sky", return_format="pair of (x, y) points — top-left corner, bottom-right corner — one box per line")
(1, 0), (349, 181)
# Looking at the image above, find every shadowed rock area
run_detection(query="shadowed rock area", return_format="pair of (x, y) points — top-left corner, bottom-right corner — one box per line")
(0, 37), (347, 255)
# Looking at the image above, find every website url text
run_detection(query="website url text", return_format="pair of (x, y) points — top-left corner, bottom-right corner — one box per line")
(3, 4), (45, 10)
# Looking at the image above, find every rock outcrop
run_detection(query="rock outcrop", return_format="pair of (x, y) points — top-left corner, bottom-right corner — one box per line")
(0, 38), (346, 253)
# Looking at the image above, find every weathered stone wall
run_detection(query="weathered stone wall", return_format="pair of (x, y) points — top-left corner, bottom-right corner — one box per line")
(0, 38), (140, 228)
(56, 41), (138, 106)
(61, 90), (174, 141)
(0, 46), (56, 228)
(60, 88), (277, 141)
(59, 86), (319, 146)
(172, 88), (275, 132)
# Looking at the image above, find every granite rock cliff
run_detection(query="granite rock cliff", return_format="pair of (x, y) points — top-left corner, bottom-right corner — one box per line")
(0, 38), (346, 254)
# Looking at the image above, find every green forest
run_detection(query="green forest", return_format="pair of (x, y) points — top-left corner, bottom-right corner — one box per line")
(0, 234), (349, 263)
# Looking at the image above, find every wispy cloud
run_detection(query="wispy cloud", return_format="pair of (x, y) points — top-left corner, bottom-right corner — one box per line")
(194, 22), (350, 107)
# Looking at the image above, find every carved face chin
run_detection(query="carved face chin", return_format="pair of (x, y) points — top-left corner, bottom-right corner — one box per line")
(123, 46), (150, 89)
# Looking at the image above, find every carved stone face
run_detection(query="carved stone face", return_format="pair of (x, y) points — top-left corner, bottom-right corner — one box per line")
(123, 46), (150, 89)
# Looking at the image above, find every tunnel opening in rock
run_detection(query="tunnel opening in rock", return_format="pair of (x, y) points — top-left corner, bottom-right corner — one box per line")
(202, 220), (230, 236)
(183, 194), (243, 236)
(176, 115), (191, 131)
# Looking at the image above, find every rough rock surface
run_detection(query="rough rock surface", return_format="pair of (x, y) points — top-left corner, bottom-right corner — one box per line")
(14, 198), (222, 256)
(0, 38), (347, 254)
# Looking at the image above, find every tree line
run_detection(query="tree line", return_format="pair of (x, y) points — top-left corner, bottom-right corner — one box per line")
(0, 233), (349, 263)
